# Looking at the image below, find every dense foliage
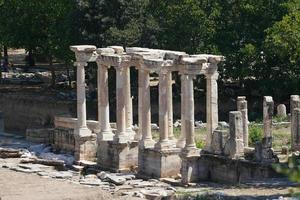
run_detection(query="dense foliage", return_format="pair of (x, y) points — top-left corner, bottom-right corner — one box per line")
(0, 0), (299, 98)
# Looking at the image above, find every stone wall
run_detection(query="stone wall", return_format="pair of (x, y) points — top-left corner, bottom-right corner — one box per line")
(0, 92), (76, 133)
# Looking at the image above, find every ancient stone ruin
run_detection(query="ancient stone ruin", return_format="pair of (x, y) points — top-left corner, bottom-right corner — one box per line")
(22, 45), (300, 186)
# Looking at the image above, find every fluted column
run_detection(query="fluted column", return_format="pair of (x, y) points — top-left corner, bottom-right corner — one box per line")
(184, 74), (196, 150)
(74, 61), (92, 137)
(139, 69), (154, 148)
(114, 67), (128, 143)
(97, 62), (113, 140)
(155, 70), (171, 150)
(205, 72), (219, 152)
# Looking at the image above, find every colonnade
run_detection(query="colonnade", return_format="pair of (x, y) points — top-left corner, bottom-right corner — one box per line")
(70, 45), (224, 164)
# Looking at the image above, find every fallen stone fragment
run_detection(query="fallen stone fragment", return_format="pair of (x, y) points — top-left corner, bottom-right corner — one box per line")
(10, 166), (41, 173)
(49, 171), (73, 179)
(37, 171), (49, 177)
(0, 148), (23, 158)
(160, 178), (182, 186)
(107, 175), (126, 185)
(97, 171), (109, 180)
(20, 157), (65, 168)
(79, 178), (105, 186)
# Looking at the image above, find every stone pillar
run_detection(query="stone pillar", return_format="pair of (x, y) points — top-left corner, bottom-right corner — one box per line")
(155, 70), (171, 150)
(183, 74), (196, 151)
(224, 111), (244, 159)
(237, 96), (249, 147)
(167, 72), (175, 143)
(124, 66), (134, 138)
(292, 108), (300, 150)
(114, 67), (128, 143)
(97, 63), (113, 140)
(277, 104), (287, 118)
(291, 95), (300, 150)
(139, 69), (154, 148)
(177, 75), (186, 148)
(205, 72), (219, 152)
(74, 61), (92, 138)
(263, 96), (274, 138)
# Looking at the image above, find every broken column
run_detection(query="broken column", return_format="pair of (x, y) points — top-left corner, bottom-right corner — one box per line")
(254, 96), (278, 163)
(70, 45), (97, 162)
(167, 72), (176, 145)
(237, 96), (249, 147)
(291, 95), (300, 151)
(277, 104), (287, 118)
(224, 111), (244, 159)
(292, 108), (300, 150)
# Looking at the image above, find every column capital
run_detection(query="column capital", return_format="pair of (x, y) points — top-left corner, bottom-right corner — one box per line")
(206, 71), (219, 80)
(74, 61), (88, 67)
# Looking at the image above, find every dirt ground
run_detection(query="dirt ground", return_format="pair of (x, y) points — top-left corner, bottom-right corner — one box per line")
(0, 168), (138, 200)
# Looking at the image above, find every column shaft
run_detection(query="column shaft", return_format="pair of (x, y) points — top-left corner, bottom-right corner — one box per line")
(167, 72), (174, 141)
(184, 75), (195, 149)
(124, 67), (133, 131)
(115, 67), (127, 143)
(205, 73), (219, 151)
(155, 71), (170, 149)
(76, 62), (88, 128)
(139, 70), (154, 147)
(98, 64), (113, 140)
(177, 75), (186, 148)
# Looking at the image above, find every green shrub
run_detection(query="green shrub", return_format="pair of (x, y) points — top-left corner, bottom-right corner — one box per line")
(196, 140), (205, 149)
(249, 125), (263, 146)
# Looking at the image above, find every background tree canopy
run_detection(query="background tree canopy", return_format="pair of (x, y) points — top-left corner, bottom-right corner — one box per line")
(0, 0), (299, 100)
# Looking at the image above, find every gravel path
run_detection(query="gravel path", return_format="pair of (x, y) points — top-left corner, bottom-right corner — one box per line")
(0, 168), (136, 200)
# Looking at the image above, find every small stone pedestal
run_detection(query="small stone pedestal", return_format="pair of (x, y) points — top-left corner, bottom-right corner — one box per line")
(180, 148), (201, 184)
(97, 140), (138, 172)
(74, 133), (97, 162)
(138, 147), (181, 178)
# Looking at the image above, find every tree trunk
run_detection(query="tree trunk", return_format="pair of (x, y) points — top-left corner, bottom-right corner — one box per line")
(49, 55), (56, 87)
(3, 45), (8, 64)
(28, 49), (35, 67)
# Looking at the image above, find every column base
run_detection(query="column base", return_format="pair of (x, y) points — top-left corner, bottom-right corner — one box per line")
(176, 138), (186, 148)
(180, 152), (201, 185)
(138, 147), (181, 178)
(75, 127), (92, 138)
(182, 147), (201, 157)
(154, 140), (173, 150)
(113, 133), (132, 144)
(126, 128), (136, 141)
(98, 130), (114, 141)
(139, 139), (155, 149)
(97, 140), (138, 172)
(74, 133), (97, 162)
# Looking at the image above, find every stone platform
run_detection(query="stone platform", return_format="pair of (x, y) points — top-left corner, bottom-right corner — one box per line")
(97, 140), (139, 172)
(138, 147), (182, 178)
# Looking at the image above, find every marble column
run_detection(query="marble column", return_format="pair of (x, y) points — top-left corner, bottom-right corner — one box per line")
(74, 61), (92, 137)
(139, 69), (155, 148)
(237, 96), (249, 147)
(205, 72), (219, 152)
(263, 96), (274, 138)
(114, 67), (128, 143)
(184, 74), (196, 150)
(155, 70), (171, 150)
(97, 63), (113, 140)
(167, 72), (175, 143)
(177, 75), (186, 148)
(124, 66), (135, 139)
